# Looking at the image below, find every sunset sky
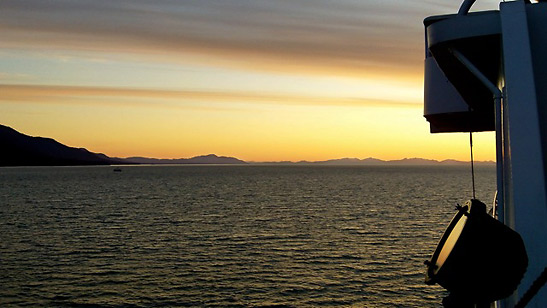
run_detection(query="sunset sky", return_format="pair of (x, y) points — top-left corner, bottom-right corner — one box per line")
(0, 0), (501, 162)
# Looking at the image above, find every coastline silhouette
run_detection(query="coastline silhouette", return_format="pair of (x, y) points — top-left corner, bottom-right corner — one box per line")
(0, 124), (494, 167)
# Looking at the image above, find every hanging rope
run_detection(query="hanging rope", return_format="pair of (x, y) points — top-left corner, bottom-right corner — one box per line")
(470, 130), (476, 200)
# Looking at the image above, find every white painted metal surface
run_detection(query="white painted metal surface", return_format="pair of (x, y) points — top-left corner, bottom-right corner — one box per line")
(499, 2), (547, 307)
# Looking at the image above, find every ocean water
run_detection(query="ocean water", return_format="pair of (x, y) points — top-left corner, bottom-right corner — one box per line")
(0, 165), (496, 307)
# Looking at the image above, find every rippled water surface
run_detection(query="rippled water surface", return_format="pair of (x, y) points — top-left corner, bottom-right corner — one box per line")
(0, 165), (496, 307)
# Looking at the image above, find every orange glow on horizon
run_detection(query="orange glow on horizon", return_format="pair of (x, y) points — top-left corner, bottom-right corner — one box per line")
(2, 91), (495, 162)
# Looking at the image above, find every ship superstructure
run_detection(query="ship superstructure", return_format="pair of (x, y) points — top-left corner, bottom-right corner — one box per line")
(423, 1), (547, 307)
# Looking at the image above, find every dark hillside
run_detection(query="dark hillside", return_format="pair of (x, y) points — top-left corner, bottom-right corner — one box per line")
(0, 124), (119, 166)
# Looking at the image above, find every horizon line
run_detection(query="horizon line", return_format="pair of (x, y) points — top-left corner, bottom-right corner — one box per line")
(118, 154), (495, 164)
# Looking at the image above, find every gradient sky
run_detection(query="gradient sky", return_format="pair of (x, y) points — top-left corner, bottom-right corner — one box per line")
(0, 0), (501, 161)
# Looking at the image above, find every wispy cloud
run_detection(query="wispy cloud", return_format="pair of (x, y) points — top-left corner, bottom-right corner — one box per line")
(0, 0), (497, 78)
(0, 84), (419, 109)
(0, 72), (33, 81)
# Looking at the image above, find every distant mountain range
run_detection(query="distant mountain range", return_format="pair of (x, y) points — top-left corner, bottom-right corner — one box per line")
(123, 155), (247, 165)
(0, 124), (247, 166)
(0, 124), (494, 166)
(255, 157), (494, 166)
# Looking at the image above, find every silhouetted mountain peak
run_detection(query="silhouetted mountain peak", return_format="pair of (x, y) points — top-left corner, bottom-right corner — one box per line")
(124, 154), (247, 165)
(0, 124), (120, 166)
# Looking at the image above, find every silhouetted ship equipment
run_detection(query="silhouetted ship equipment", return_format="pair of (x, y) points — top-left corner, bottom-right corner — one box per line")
(422, 0), (547, 307)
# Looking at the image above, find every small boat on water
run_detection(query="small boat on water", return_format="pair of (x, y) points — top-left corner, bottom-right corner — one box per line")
(113, 168), (122, 172)
(422, 0), (547, 307)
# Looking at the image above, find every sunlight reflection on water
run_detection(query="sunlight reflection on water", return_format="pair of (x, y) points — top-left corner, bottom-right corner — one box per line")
(0, 165), (496, 307)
